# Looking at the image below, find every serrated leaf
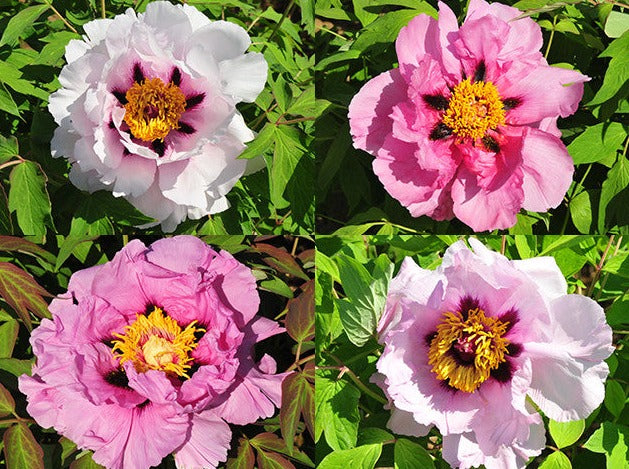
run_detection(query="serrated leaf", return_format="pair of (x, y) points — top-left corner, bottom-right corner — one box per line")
(315, 372), (360, 451)
(318, 444), (382, 469)
(0, 236), (56, 264)
(7, 161), (52, 239)
(254, 243), (309, 280)
(286, 279), (314, 342)
(539, 451), (572, 469)
(567, 123), (627, 165)
(394, 438), (435, 469)
(3, 423), (44, 469)
(280, 372), (315, 455)
(604, 380), (626, 417)
(0, 262), (51, 329)
(0, 4), (49, 47)
(270, 126), (306, 207)
(250, 432), (314, 467)
(226, 438), (255, 469)
(0, 383), (15, 417)
(549, 419), (585, 448)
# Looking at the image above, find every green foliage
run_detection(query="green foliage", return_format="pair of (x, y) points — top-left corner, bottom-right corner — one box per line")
(316, 0), (628, 235)
(315, 235), (629, 467)
(0, 0), (314, 236)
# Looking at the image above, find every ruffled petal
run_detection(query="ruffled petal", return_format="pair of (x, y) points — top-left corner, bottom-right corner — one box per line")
(174, 410), (232, 469)
(526, 295), (614, 421)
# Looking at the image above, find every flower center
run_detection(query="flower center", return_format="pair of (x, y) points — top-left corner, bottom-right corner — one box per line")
(441, 79), (505, 140)
(112, 307), (201, 378)
(427, 307), (510, 393)
(123, 78), (186, 142)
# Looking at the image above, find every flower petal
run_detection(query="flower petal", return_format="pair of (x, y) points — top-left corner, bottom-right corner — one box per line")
(174, 410), (232, 469)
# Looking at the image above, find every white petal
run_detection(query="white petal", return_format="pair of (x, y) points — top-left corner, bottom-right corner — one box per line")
(512, 256), (568, 300)
(107, 156), (156, 198)
(387, 408), (431, 437)
(188, 21), (251, 63)
(219, 52), (268, 103)
(181, 3), (211, 31)
(526, 294), (614, 421)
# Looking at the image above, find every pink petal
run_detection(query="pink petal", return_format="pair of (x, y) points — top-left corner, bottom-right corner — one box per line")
(500, 65), (589, 124)
(451, 145), (524, 231)
(348, 69), (408, 155)
(174, 410), (232, 469)
(519, 127), (574, 212)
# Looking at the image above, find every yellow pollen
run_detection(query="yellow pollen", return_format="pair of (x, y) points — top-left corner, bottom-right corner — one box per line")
(112, 307), (202, 378)
(427, 308), (510, 393)
(442, 79), (506, 140)
(123, 77), (186, 142)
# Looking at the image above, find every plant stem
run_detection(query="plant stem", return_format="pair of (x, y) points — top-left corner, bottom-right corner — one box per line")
(544, 15), (557, 60)
(42, 0), (79, 34)
(261, 0), (296, 53)
(586, 235), (615, 297)
(326, 354), (388, 405)
(595, 235), (623, 301)
(101, 0), (106, 19)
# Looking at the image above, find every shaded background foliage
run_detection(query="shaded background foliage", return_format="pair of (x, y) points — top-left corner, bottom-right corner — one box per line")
(0, 0), (315, 237)
(315, 0), (629, 235)
(0, 234), (315, 468)
(315, 235), (629, 468)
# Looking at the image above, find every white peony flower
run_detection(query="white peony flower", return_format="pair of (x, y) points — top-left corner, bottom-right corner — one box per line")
(49, 1), (267, 231)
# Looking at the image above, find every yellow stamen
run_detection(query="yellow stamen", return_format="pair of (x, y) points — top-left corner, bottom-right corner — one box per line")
(428, 308), (510, 393)
(442, 78), (505, 140)
(123, 78), (186, 142)
(112, 307), (202, 378)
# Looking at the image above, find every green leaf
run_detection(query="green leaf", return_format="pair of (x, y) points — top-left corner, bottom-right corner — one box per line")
(0, 358), (32, 377)
(315, 371), (360, 451)
(599, 157), (629, 232)
(0, 315), (18, 358)
(69, 452), (104, 469)
(298, 0), (315, 35)
(0, 83), (20, 117)
(0, 236), (56, 265)
(56, 235), (99, 271)
(394, 438), (435, 469)
(583, 422), (629, 469)
(7, 161), (53, 239)
(588, 32), (629, 106)
(270, 126), (305, 206)
(604, 380), (626, 417)
(549, 419), (585, 448)
(335, 254), (388, 347)
(0, 383), (15, 417)
(605, 10), (629, 38)
(358, 427), (393, 445)
(570, 190), (597, 234)
(2, 423), (44, 469)
(238, 123), (276, 160)
(567, 123), (627, 165)
(0, 4), (49, 47)
(318, 444), (382, 469)
(539, 451), (572, 469)
(0, 135), (19, 165)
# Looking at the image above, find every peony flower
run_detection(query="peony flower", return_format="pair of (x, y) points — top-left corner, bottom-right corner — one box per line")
(348, 0), (589, 231)
(49, 1), (267, 231)
(373, 238), (613, 469)
(19, 236), (286, 469)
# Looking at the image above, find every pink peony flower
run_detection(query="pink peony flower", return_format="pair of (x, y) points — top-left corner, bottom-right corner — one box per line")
(374, 238), (613, 469)
(19, 236), (286, 469)
(49, 1), (267, 231)
(348, 0), (589, 231)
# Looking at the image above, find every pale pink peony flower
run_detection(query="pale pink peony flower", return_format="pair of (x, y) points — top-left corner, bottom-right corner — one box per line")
(374, 238), (613, 469)
(49, 1), (267, 231)
(348, 0), (589, 231)
(19, 236), (286, 469)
